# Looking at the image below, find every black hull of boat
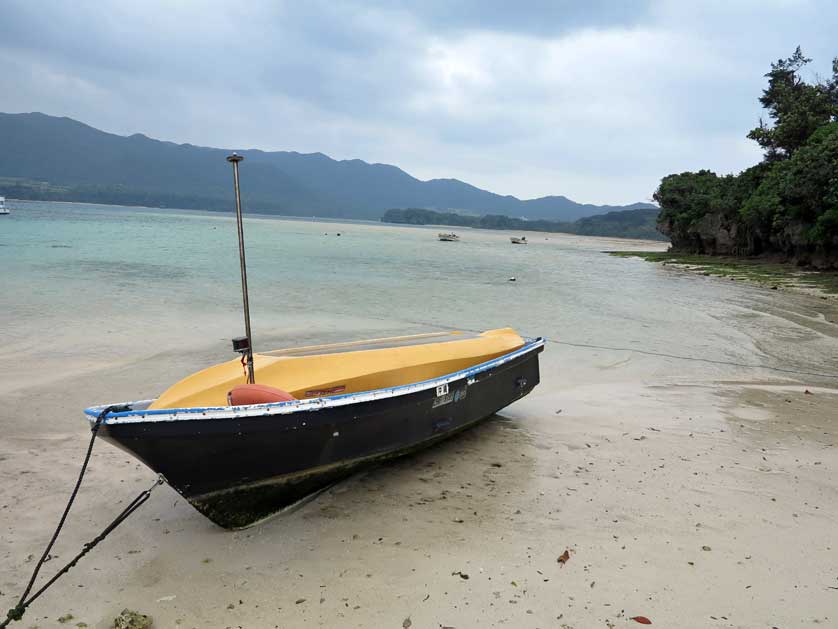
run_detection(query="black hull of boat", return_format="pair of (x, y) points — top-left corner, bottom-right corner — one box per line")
(99, 346), (542, 529)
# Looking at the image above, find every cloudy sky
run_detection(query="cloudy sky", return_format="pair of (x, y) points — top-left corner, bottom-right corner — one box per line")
(1, 1), (836, 204)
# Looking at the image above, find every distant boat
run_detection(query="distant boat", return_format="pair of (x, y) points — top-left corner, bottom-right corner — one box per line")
(438, 233), (460, 241)
(0, 197), (8, 215)
(510, 236), (527, 244)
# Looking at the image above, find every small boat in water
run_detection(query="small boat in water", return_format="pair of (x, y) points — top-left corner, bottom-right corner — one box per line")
(510, 236), (527, 244)
(86, 329), (543, 528)
(438, 232), (460, 241)
(84, 154), (543, 529)
(0, 196), (8, 215)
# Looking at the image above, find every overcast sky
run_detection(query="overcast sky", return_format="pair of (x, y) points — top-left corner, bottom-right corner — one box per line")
(1, 1), (836, 204)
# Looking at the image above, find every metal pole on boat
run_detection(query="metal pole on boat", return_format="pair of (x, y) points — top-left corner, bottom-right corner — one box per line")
(227, 152), (255, 384)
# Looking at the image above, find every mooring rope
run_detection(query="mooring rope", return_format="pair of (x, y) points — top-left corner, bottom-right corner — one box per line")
(391, 316), (838, 380)
(1, 407), (163, 628)
(546, 339), (838, 380)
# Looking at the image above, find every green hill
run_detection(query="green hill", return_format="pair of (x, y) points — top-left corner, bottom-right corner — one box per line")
(0, 112), (654, 221)
(381, 207), (666, 240)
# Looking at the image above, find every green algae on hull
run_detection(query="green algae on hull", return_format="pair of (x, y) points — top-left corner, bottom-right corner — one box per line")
(609, 251), (838, 295)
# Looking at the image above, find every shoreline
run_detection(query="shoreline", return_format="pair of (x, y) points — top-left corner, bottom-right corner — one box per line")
(4, 197), (385, 226)
(5, 198), (667, 244)
(609, 251), (838, 297)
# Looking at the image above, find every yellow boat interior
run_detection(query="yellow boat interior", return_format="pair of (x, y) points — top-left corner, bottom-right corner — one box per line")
(148, 328), (526, 410)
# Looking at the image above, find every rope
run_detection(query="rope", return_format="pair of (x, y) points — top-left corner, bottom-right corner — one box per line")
(390, 317), (838, 380)
(547, 339), (838, 380)
(1, 406), (163, 628)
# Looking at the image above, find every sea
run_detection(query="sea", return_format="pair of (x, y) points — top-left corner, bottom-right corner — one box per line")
(1, 199), (836, 396)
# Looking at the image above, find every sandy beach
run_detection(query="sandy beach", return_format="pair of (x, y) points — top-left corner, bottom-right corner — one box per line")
(2, 206), (837, 628)
(3, 319), (837, 628)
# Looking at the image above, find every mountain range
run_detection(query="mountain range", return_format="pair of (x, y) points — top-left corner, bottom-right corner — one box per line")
(0, 112), (655, 221)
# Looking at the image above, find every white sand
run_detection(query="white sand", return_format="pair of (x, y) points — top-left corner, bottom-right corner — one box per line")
(2, 324), (837, 628)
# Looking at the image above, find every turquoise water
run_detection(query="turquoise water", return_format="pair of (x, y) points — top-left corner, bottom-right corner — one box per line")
(1, 199), (836, 393)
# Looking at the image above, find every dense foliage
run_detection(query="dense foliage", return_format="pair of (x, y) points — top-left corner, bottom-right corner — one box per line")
(382, 207), (667, 240)
(655, 49), (838, 267)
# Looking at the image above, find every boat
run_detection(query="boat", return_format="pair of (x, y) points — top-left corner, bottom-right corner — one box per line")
(0, 197), (8, 215)
(84, 154), (543, 529)
(510, 236), (527, 244)
(438, 232), (459, 241)
(86, 329), (543, 528)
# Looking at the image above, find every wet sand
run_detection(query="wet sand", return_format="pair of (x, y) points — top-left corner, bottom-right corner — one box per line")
(2, 320), (837, 628)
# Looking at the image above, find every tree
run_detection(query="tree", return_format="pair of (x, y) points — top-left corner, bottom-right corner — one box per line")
(654, 49), (838, 265)
(747, 47), (838, 160)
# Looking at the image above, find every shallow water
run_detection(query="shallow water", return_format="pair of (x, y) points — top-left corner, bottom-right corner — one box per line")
(1, 199), (836, 395)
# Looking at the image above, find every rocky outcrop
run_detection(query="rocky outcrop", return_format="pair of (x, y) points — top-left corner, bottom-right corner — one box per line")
(657, 214), (838, 269)
(657, 212), (745, 256)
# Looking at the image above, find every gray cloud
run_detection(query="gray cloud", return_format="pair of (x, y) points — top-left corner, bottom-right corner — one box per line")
(0, 0), (836, 204)
(383, 0), (653, 36)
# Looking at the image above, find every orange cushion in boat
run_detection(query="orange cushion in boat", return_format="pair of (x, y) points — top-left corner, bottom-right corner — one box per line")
(227, 384), (296, 406)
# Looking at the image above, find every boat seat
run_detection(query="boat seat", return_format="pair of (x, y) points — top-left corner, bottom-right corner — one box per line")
(150, 328), (525, 410)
